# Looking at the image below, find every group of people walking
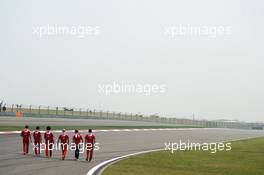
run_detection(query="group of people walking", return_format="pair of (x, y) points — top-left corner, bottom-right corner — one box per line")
(20, 125), (96, 161)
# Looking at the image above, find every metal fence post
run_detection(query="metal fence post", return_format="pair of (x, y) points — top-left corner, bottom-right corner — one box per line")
(56, 107), (58, 115)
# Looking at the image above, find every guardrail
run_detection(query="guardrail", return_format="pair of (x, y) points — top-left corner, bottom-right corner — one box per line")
(0, 104), (262, 129)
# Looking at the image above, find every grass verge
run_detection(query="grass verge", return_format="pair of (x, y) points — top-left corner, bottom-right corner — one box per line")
(103, 137), (264, 175)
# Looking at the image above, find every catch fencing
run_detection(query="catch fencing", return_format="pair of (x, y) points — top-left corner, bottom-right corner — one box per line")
(0, 104), (262, 129)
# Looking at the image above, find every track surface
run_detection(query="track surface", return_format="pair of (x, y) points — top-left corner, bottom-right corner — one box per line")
(0, 117), (264, 175)
(0, 116), (177, 126)
(1, 127), (264, 175)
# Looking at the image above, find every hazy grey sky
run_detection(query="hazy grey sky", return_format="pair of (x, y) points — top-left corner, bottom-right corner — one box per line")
(1, 0), (263, 122)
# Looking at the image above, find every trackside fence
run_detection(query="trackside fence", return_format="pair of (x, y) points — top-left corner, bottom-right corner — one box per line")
(0, 104), (263, 129)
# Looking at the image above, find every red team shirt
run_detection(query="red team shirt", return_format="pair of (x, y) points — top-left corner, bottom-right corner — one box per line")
(58, 134), (69, 143)
(33, 131), (42, 143)
(44, 131), (54, 143)
(21, 129), (31, 142)
(85, 134), (95, 145)
(73, 133), (83, 145)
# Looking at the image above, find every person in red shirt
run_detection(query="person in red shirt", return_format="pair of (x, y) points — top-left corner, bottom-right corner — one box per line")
(57, 129), (69, 160)
(44, 126), (54, 158)
(85, 129), (96, 162)
(33, 126), (42, 156)
(72, 130), (83, 160)
(20, 125), (32, 155)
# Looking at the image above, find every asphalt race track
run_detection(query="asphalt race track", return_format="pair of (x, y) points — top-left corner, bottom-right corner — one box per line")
(0, 116), (177, 126)
(0, 122), (264, 175)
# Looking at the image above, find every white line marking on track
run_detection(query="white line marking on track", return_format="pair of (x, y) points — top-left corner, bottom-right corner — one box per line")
(0, 128), (221, 135)
(86, 148), (162, 175)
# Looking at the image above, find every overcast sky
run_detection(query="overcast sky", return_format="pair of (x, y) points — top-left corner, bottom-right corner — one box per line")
(0, 0), (263, 122)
